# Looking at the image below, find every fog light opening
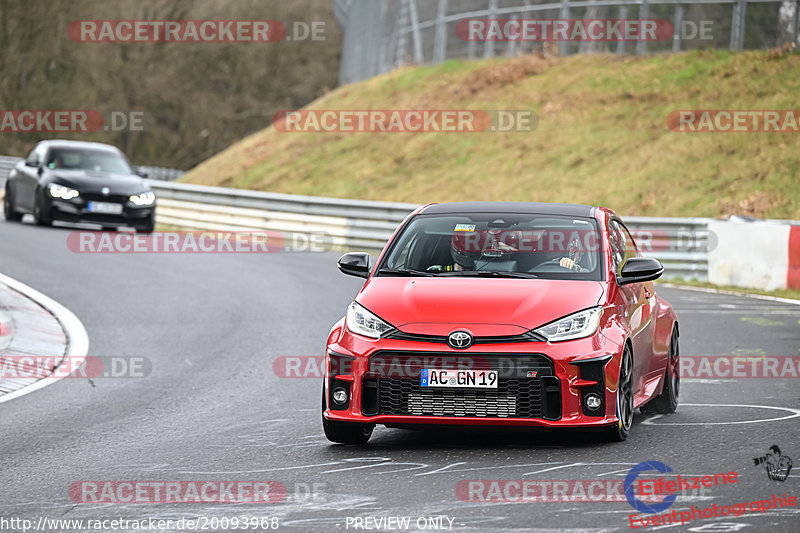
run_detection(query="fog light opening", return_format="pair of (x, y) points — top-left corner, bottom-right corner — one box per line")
(332, 387), (348, 405)
(585, 393), (602, 411)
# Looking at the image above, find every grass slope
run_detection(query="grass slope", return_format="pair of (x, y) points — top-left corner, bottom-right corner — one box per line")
(182, 49), (800, 219)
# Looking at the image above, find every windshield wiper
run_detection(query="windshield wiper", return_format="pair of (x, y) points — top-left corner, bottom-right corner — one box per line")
(377, 268), (435, 277)
(438, 270), (538, 279)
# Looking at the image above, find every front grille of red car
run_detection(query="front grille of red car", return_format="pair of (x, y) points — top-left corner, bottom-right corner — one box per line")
(366, 352), (560, 419)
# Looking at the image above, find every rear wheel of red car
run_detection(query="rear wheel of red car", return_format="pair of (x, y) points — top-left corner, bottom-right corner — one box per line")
(641, 328), (680, 415)
(603, 345), (633, 442)
(321, 386), (374, 444)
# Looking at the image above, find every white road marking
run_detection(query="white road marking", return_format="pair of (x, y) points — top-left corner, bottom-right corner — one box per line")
(0, 272), (89, 404)
(415, 462), (466, 476)
(641, 403), (800, 425)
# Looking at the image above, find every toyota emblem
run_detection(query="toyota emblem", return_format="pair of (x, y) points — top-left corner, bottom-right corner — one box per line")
(447, 330), (473, 349)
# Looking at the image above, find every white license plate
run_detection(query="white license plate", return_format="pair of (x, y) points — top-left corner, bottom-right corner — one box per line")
(420, 369), (498, 389)
(88, 201), (123, 214)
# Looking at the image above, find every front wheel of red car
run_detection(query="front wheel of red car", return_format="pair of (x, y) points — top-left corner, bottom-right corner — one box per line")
(641, 328), (680, 415)
(603, 346), (633, 442)
(321, 387), (374, 444)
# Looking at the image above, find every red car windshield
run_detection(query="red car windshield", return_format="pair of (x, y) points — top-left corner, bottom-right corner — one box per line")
(381, 213), (604, 280)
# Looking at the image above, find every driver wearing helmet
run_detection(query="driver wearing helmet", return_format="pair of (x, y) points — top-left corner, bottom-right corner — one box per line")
(428, 230), (586, 272)
(557, 235), (586, 271)
(427, 231), (485, 271)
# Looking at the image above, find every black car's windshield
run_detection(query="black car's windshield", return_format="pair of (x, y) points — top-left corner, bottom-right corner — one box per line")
(46, 148), (133, 175)
(380, 213), (604, 281)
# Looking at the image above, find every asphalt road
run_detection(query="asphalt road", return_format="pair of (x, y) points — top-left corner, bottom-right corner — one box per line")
(0, 217), (798, 533)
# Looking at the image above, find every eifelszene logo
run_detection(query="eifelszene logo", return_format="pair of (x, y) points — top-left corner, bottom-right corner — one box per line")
(624, 461), (677, 514)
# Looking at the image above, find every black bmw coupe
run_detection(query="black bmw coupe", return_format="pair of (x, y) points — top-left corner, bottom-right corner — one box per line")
(4, 140), (155, 232)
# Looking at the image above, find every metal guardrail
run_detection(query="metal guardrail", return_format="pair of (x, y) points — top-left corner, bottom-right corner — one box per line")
(147, 179), (710, 281)
(0, 156), (183, 186)
(0, 155), (20, 188)
(0, 153), (709, 279)
(138, 166), (185, 181)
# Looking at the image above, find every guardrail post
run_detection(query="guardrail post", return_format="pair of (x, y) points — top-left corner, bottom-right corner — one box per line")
(729, 0), (747, 50)
(738, 0), (747, 50)
(408, 0), (424, 63)
(507, 14), (519, 57)
(794, 0), (800, 46)
(637, 0), (649, 56)
(434, 0), (449, 64)
(617, 6), (627, 54)
(558, 0), (569, 56)
(484, 0), (498, 58)
(468, 34), (477, 59)
(395, 0), (409, 66)
(378, 0), (389, 73)
(672, 4), (683, 53)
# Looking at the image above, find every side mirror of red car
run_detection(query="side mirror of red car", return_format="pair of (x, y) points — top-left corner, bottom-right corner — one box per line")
(338, 252), (371, 278)
(618, 257), (664, 285)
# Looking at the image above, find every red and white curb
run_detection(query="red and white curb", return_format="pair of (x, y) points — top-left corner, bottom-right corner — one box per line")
(0, 272), (89, 403)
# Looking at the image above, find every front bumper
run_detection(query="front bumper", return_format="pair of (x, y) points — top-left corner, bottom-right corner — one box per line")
(48, 195), (154, 227)
(324, 325), (625, 428)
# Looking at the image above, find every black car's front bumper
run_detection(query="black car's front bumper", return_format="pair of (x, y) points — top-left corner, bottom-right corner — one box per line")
(47, 195), (154, 227)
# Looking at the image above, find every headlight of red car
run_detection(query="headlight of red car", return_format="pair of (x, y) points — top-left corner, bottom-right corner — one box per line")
(345, 302), (394, 338)
(534, 306), (603, 342)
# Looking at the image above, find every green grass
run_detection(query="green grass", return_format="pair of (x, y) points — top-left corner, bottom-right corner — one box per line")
(182, 49), (800, 219)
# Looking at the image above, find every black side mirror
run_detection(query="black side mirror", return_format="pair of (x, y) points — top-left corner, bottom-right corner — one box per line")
(338, 252), (370, 278)
(618, 257), (664, 285)
(135, 167), (149, 178)
(25, 160), (39, 168)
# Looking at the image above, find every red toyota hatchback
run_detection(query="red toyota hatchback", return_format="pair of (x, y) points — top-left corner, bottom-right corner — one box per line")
(322, 202), (679, 444)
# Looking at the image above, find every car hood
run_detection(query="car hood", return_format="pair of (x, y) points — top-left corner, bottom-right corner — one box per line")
(356, 277), (606, 336)
(48, 170), (149, 195)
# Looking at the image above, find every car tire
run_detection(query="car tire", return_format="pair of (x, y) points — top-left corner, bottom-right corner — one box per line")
(136, 214), (155, 234)
(3, 188), (23, 222)
(32, 189), (52, 227)
(603, 345), (633, 442)
(641, 328), (680, 415)
(321, 386), (374, 444)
